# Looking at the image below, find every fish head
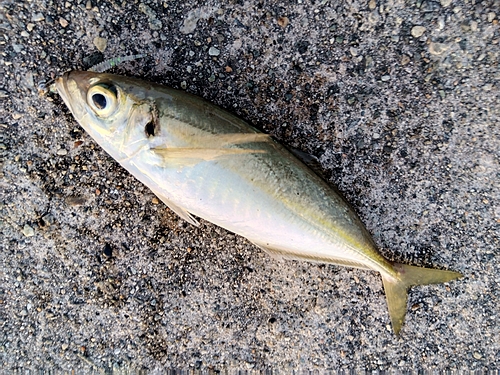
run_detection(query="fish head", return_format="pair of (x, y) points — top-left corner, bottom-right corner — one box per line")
(55, 71), (154, 161)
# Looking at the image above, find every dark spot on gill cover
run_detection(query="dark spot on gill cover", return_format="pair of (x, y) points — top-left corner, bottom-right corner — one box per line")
(145, 121), (155, 137)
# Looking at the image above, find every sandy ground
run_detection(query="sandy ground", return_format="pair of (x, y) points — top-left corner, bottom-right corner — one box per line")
(1, 0), (499, 372)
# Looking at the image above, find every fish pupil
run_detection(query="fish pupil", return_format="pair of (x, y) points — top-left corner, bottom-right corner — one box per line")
(92, 93), (107, 109)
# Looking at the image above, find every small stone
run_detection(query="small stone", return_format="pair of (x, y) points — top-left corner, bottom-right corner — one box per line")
(487, 12), (496, 23)
(473, 352), (482, 360)
(12, 44), (24, 53)
(57, 149), (68, 156)
(27, 23), (35, 31)
(180, 81), (187, 89)
(277, 16), (289, 28)
(59, 17), (69, 28)
(440, 0), (452, 6)
(62, 343), (69, 351)
(401, 55), (411, 65)
(12, 113), (22, 120)
(93, 37), (107, 52)
(152, 197), (159, 204)
(32, 13), (44, 22)
(369, 0), (377, 10)
(411, 26), (426, 38)
(41, 214), (55, 227)
(86, 0), (92, 10)
(429, 42), (449, 55)
(138, 3), (162, 30)
(22, 224), (35, 237)
(381, 75), (391, 81)
(208, 47), (220, 56)
(21, 31), (29, 37)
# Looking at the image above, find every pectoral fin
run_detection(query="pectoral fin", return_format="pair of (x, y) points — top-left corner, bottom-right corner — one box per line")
(152, 147), (265, 160)
(213, 133), (271, 146)
(151, 147), (266, 168)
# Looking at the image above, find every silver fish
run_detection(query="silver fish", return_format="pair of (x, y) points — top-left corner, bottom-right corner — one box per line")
(55, 71), (462, 334)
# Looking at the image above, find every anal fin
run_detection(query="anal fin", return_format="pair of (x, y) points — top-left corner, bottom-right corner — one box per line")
(251, 242), (371, 270)
(149, 188), (199, 226)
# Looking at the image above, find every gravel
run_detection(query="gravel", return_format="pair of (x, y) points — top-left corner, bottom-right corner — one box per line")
(0, 0), (499, 372)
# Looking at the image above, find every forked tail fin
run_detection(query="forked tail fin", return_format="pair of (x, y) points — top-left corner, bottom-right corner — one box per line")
(382, 263), (462, 334)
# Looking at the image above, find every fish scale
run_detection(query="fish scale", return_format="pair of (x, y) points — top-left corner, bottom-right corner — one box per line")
(55, 70), (462, 334)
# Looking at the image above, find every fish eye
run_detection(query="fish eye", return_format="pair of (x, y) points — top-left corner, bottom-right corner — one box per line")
(87, 84), (119, 117)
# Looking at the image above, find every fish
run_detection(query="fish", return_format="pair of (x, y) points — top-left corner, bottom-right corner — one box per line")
(55, 70), (462, 334)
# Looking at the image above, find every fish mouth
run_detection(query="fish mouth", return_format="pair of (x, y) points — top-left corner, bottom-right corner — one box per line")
(55, 73), (73, 112)
(55, 71), (97, 122)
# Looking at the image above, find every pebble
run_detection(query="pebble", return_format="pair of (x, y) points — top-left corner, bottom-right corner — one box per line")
(208, 47), (220, 56)
(32, 13), (44, 22)
(12, 44), (24, 53)
(22, 224), (35, 237)
(138, 3), (163, 30)
(41, 214), (55, 227)
(487, 12), (496, 23)
(277, 16), (289, 28)
(93, 37), (107, 52)
(62, 343), (69, 351)
(429, 42), (449, 55)
(440, 0), (452, 6)
(57, 149), (68, 156)
(59, 17), (69, 28)
(381, 75), (391, 82)
(473, 352), (482, 360)
(369, 0), (377, 10)
(411, 26), (426, 38)
(27, 23), (35, 31)
(181, 9), (204, 34)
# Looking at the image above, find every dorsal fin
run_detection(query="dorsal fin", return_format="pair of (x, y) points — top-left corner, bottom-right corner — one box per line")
(88, 54), (147, 73)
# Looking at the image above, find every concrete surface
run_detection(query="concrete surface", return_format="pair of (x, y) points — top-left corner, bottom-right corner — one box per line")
(0, 0), (499, 372)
